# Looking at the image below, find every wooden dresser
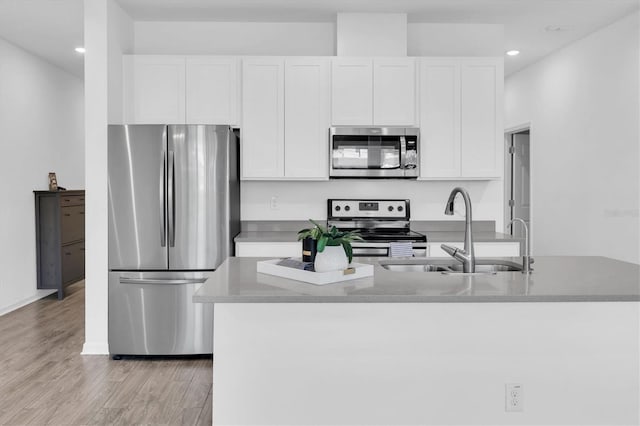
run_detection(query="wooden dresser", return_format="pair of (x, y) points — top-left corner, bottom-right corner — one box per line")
(34, 190), (85, 299)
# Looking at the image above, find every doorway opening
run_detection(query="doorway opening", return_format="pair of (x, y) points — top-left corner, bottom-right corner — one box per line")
(504, 128), (531, 240)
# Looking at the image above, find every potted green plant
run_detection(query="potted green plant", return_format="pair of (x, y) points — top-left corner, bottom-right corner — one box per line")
(297, 220), (363, 272)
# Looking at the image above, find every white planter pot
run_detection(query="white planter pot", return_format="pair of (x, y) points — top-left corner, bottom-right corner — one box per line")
(314, 245), (349, 273)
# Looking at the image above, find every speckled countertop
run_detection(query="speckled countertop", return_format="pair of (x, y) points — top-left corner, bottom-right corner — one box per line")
(193, 256), (640, 303)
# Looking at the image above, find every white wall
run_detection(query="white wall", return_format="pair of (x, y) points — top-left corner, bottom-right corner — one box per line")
(134, 21), (336, 56)
(408, 23), (504, 57)
(242, 181), (504, 227)
(134, 21), (503, 58)
(0, 38), (84, 314)
(505, 12), (640, 264)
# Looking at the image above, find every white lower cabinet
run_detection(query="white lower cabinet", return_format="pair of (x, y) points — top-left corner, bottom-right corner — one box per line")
(236, 242), (301, 258)
(428, 242), (520, 258)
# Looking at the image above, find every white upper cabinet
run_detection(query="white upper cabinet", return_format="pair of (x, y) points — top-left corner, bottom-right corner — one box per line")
(185, 56), (238, 125)
(241, 57), (285, 179)
(332, 57), (416, 126)
(124, 55), (239, 125)
(331, 58), (373, 125)
(124, 55), (186, 124)
(418, 57), (503, 179)
(419, 59), (461, 178)
(373, 58), (416, 126)
(284, 58), (331, 179)
(460, 58), (503, 178)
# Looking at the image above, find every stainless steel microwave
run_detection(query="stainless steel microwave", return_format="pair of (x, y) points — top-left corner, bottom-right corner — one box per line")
(329, 127), (419, 178)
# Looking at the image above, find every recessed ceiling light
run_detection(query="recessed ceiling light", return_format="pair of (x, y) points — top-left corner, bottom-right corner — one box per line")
(75, 47), (85, 54)
(545, 25), (573, 32)
(506, 50), (520, 56)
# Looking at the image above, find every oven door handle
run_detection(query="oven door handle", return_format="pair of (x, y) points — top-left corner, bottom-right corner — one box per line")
(400, 136), (407, 169)
(352, 247), (390, 257)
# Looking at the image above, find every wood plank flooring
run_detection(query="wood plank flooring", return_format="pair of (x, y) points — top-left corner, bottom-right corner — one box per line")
(0, 281), (213, 425)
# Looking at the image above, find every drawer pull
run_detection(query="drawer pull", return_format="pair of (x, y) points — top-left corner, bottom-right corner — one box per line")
(79, 212), (85, 215)
(65, 252), (72, 256)
(64, 213), (71, 216)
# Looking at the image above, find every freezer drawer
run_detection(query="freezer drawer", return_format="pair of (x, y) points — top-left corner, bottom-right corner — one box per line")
(108, 271), (213, 356)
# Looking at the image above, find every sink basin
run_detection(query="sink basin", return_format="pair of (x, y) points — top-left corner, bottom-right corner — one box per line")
(380, 259), (522, 274)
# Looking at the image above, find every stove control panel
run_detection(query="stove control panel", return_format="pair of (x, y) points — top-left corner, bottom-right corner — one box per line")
(328, 199), (410, 219)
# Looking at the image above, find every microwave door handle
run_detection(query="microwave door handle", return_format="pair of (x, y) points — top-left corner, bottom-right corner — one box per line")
(400, 136), (407, 169)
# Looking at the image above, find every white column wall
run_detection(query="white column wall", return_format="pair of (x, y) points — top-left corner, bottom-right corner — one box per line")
(82, 0), (132, 354)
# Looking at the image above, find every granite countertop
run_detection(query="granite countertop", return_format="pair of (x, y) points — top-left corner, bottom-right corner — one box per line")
(193, 256), (640, 303)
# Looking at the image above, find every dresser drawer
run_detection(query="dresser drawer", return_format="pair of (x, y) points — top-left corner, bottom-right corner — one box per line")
(60, 205), (85, 243)
(59, 194), (85, 207)
(61, 242), (85, 284)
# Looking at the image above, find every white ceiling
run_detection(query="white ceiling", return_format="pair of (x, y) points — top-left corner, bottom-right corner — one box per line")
(0, 0), (637, 78)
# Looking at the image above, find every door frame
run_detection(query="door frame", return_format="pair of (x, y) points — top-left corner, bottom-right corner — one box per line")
(504, 123), (532, 248)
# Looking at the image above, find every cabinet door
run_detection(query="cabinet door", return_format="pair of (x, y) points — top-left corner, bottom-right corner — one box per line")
(236, 242), (301, 257)
(185, 56), (238, 125)
(460, 58), (503, 178)
(241, 58), (285, 179)
(124, 55), (186, 124)
(284, 58), (330, 179)
(373, 58), (416, 126)
(419, 59), (461, 178)
(331, 58), (373, 125)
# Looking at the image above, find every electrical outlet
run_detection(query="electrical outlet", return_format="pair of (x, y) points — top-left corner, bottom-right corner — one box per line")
(270, 196), (278, 210)
(505, 383), (523, 412)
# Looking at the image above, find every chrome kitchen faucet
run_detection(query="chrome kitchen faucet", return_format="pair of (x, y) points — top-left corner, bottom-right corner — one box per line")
(441, 187), (476, 273)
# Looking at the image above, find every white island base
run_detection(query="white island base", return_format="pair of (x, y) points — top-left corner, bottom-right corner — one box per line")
(212, 302), (639, 425)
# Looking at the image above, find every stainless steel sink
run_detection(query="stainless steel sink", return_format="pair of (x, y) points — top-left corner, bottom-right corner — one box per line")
(380, 259), (522, 274)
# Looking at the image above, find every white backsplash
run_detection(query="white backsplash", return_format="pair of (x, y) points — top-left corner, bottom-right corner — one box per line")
(241, 180), (504, 231)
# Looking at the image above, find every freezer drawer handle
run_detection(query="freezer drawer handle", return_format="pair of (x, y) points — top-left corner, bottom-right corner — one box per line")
(119, 278), (207, 285)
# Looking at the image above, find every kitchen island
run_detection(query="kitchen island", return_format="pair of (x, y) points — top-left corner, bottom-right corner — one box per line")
(194, 256), (639, 425)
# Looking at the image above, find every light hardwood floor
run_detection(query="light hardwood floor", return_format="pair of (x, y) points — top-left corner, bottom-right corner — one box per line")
(0, 281), (213, 425)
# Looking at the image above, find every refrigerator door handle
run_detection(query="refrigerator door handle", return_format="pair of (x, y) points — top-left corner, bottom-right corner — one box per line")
(160, 150), (167, 247)
(119, 278), (207, 285)
(168, 151), (176, 247)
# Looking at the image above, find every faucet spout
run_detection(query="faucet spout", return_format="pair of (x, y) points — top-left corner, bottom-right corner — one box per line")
(441, 187), (475, 273)
(508, 218), (533, 274)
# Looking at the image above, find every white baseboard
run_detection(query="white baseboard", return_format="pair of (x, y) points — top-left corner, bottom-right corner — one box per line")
(81, 341), (110, 355)
(0, 289), (58, 317)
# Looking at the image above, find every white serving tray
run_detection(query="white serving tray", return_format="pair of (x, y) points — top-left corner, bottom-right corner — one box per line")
(256, 258), (374, 285)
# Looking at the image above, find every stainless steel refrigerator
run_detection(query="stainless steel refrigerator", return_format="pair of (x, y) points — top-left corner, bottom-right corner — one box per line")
(107, 124), (239, 356)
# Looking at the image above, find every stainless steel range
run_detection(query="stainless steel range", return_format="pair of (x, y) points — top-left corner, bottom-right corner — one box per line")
(327, 199), (427, 257)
